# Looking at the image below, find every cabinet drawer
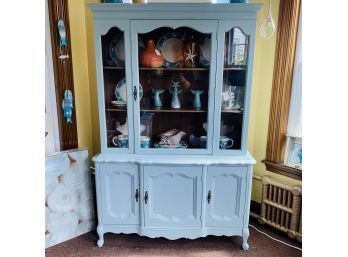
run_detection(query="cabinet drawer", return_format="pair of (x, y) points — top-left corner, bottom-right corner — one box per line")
(205, 165), (247, 228)
(98, 163), (140, 225)
(143, 165), (203, 228)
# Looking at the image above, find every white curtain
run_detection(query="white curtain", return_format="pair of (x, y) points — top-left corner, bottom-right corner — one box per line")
(287, 10), (302, 138)
(45, 0), (60, 154)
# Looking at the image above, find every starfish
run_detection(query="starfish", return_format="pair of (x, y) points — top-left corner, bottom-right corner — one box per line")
(184, 49), (197, 64)
(171, 81), (180, 88)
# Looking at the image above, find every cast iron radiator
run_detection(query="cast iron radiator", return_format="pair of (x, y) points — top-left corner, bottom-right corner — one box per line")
(258, 176), (302, 242)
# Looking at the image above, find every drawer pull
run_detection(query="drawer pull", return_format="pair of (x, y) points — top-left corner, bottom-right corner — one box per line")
(144, 191), (148, 204)
(135, 189), (139, 202)
(207, 190), (212, 204)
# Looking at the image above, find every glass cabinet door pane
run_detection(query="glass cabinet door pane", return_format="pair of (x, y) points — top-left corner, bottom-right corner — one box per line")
(219, 27), (249, 151)
(137, 27), (211, 150)
(101, 28), (130, 149)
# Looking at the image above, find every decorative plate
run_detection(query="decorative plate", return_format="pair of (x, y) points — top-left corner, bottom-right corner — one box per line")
(200, 35), (211, 67)
(153, 141), (188, 149)
(156, 32), (184, 67)
(109, 35), (145, 66)
(115, 78), (143, 102)
(111, 100), (127, 108)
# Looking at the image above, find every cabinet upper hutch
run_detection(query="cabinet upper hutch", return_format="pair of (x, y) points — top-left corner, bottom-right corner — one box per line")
(90, 2), (261, 251)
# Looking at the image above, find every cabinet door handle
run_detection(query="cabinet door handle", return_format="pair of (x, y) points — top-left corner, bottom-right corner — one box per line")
(207, 190), (212, 204)
(135, 189), (139, 202)
(144, 191), (148, 204)
(133, 86), (137, 101)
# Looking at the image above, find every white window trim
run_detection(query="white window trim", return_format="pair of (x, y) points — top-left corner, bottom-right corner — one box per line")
(45, 0), (60, 154)
(287, 9), (302, 138)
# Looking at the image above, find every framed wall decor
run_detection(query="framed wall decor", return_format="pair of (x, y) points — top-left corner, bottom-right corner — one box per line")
(284, 136), (302, 170)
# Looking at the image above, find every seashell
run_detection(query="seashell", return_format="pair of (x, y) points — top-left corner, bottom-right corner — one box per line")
(160, 128), (179, 138)
(116, 119), (128, 135)
(61, 162), (89, 194)
(167, 131), (186, 146)
(45, 153), (70, 178)
(45, 176), (58, 202)
(47, 183), (79, 213)
(80, 187), (93, 202)
(74, 199), (94, 221)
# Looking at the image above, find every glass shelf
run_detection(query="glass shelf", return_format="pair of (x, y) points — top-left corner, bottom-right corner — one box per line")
(139, 67), (209, 71)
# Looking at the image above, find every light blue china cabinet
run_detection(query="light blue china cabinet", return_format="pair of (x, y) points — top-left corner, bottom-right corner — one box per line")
(89, 3), (261, 251)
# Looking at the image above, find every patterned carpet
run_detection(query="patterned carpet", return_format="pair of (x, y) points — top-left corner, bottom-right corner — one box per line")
(46, 220), (301, 257)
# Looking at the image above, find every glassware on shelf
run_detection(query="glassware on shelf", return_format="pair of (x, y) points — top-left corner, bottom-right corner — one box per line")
(151, 89), (165, 109)
(191, 89), (204, 110)
(169, 82), (182, 109)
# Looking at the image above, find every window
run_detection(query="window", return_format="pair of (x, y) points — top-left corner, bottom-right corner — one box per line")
(263, 0), (302, 180)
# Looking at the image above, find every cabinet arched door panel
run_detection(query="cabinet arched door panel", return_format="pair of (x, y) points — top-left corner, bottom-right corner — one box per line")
(99, 163), (139, 225)
(143, 165), (203, 228)
(205, 166), (247, 227)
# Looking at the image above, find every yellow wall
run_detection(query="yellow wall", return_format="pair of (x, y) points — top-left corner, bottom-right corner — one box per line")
(68, 0), (100, 158)
(68, 0), (301, 203)
(248, 0), (302, 202)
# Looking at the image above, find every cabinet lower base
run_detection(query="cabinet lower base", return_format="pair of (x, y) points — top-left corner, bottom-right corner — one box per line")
(96, 224), (250, 251)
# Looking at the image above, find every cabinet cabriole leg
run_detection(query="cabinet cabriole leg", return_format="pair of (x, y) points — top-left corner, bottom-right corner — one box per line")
(242, 228), (250, 251)
(97, 225), (104, 247)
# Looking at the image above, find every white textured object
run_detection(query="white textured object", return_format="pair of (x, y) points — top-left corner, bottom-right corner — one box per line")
(74, 199), (95, 221)
(45, 153), (70, 178)
(47, 183), (79, 213)
(45, 233), (51, 249)
(45, 149), (95, 249)
(76, 220), (95, 236)
(116, 119), (128, 135)
(45, 177), (58, 201)
(45, 207), (49, 231)
(49, 212), (79, 246)
(47, 212), (64, 233)
(61, 162), (89, 193)
(80, 187), (93, 202)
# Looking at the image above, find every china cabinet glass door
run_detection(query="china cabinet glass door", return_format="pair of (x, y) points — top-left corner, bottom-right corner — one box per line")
(131, 20), (218, 154)
(97, 22), (134, 153)
(214, 22), (255, 155)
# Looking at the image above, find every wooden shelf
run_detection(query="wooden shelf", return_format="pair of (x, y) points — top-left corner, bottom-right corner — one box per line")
(105, 108), (127, 112)
(221, 109), (243, 114)
(105, 107), (206, 113)
(139, 67), (208, 71)
(103, 66), (125, 70)
(105, 107), (242, 114)
(223, 67), (246, 71)
(140, 108), (207, 113)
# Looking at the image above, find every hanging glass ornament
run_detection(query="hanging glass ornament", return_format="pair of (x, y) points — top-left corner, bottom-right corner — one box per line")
(62, 89), (73, 124)
(259, 0), (276, 39)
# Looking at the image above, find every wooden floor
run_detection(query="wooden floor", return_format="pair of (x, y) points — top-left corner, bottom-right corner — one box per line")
(46, 220), (301, 257)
